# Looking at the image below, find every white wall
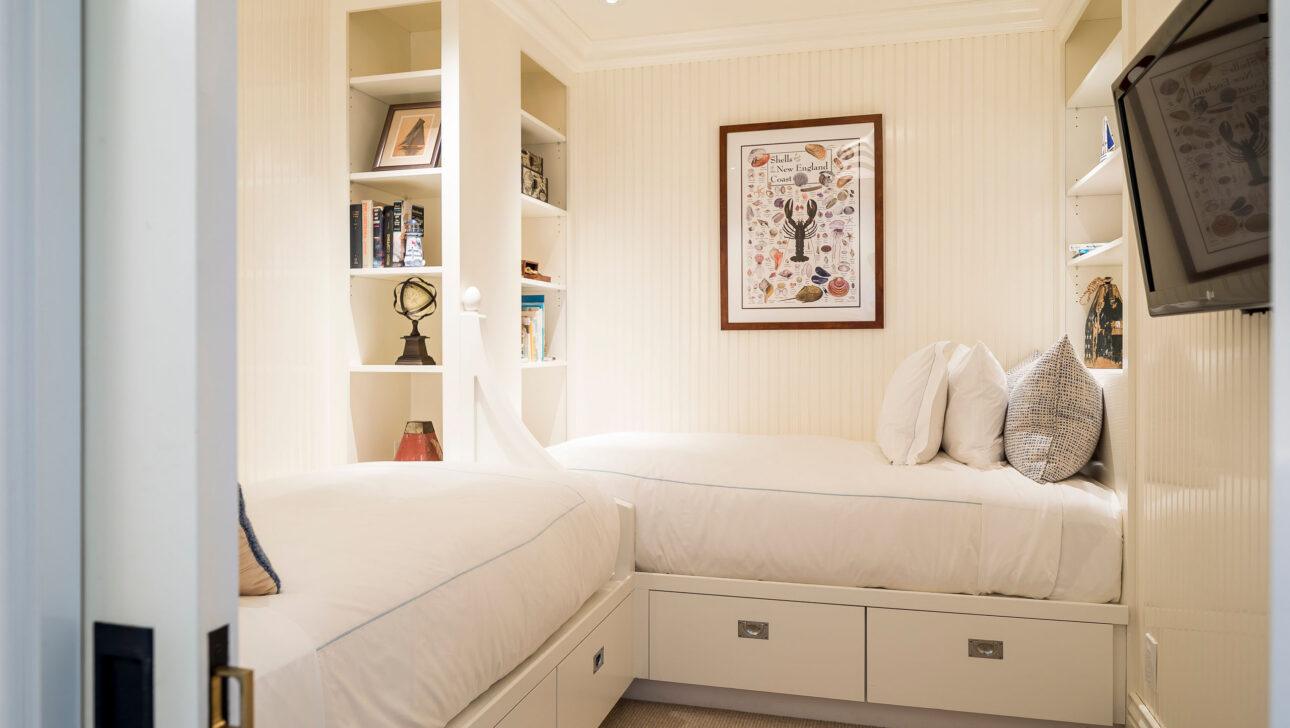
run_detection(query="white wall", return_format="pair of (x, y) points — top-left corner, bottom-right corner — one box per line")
(567, 32), (1061, 439)
(1120, 1), (1271, 726)
(238, 0), (347, 484)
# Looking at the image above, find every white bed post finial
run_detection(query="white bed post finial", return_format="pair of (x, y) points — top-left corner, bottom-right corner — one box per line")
(462, 286), (482, 314)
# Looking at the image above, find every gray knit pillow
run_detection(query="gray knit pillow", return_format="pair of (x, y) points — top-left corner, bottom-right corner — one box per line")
(1004, 336), (1103, 483)
(1005, 350), (1040, 393)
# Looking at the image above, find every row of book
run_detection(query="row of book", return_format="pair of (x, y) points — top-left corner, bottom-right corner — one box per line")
(521, 295), (546, 362)
(349, 200), (427, 269)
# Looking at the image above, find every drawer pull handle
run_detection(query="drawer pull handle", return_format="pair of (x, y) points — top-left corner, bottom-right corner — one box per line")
(968, 639), (1003, 660)
(738, 620), (769, 640)
(593, 646), (605, 674)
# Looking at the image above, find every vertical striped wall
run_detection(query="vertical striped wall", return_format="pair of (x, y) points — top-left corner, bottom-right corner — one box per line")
(237, 0), (340, 484)
(568, 32), (1060, 439)
(1125, 1), (1270, 725)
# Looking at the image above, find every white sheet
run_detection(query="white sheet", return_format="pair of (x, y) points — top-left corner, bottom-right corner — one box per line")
(550, 432), (1122, 603)
(237, 461), (619, 728)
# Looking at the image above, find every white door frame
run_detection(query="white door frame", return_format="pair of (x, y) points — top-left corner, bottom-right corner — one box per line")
(1270, 0), (1289, 723)
(81, 0), (239, 725)
(0, 0), (83, 725)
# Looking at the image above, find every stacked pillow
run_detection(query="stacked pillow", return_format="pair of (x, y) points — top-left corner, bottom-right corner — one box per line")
(877, 337), (1102, 483)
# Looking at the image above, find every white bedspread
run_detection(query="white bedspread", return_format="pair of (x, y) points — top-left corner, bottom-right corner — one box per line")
(237, 462), (619, 728)
(550, 433), (1121, 603)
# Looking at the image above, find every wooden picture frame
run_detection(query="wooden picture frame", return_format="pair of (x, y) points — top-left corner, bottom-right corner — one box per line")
(372, 102), (443, 171)
(720, 115), (884, 330)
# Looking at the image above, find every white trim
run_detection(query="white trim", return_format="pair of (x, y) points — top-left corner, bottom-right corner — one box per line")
(495, 0), (1068, 71)
(1127, 694), (1165, 728)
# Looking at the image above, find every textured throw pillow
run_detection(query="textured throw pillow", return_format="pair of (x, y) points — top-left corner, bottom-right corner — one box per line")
(942, 342), (1008, 467)
(1004, 336), (1103, 483)
(1005, 350), (1040, 392)
(877, 341), (957, 465)
(239, 485), (281, 596)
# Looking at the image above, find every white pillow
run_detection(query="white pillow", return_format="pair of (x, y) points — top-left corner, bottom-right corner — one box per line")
(877, 341), (956, 465)
(942, 342), (1008, 467)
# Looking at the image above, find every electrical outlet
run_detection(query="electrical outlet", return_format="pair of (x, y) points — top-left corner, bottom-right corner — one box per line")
(1145, 633), (1159, 694)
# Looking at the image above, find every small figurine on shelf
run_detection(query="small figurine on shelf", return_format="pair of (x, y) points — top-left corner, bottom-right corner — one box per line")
(404, 215), (425, 268)
(394, 420), (443, 461)
(1100, 116), (1116, 160)
(521, 259), (551, 282)
(393, 277), (438, 365)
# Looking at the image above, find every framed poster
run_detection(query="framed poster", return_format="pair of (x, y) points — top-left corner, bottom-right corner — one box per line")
(1134, 20), (1269, 279)
(720, 115), (883, 330)
(372, 102), (443, 171)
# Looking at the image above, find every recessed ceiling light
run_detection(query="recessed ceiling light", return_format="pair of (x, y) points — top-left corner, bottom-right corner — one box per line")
(605, 0), (620, 4)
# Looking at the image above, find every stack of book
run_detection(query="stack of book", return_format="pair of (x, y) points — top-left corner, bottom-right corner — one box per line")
(521, 294), (545, 362)
(349, 200), (426, 268)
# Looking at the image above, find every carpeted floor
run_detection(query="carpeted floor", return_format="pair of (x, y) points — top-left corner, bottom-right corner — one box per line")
(600, 700), (876, 727)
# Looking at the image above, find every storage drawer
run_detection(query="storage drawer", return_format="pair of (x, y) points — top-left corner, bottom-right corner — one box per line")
(494, 669), (556, 728)
(649, 591), (865, 702)
(557, 595), (633, 728)
(867, 608), (1113, 725)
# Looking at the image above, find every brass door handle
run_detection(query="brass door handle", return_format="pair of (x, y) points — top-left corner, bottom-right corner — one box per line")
(211, 666), (254, 728)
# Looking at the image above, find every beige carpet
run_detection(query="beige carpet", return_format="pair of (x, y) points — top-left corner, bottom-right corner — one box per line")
(600, 700), (876, 727)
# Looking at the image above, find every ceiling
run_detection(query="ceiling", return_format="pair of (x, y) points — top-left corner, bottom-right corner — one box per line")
(499, 0), (1070, 69)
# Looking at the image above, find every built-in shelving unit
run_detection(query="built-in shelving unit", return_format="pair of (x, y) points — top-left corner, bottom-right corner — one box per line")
(351, 265), (444, 280)
(520, 53), (569, 447)
(351, 364), (444, 374)
(350, 69), (443, 104)
(1062, 1), (1125, 372)
(350, 169), (442, 198)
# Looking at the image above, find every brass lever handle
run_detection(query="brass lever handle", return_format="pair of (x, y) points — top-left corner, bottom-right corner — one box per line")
(211, 666), (255, 728)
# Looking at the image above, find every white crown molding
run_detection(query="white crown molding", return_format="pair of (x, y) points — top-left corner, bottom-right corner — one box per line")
(495, 0), (1066, 72)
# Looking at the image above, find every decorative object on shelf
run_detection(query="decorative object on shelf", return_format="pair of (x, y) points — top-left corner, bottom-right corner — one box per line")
(404, 206), (425, 267)
(1069, 242), (1105, 258)
(372, 102), (442, 172)
(521, 259), (551, 282)
(720, 115), (884, 330)
(394, 420), (443, 461)
(1099, 116), (1116, 161)
(1078, 276), (1123, 369)
(521, 149), (544, 176)
(393, 277), (438, 365)
(522, 167), (548, 202)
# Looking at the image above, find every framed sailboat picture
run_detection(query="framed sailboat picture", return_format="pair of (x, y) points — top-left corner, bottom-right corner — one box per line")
(373, 102), (442, 171)
(720, 115), (884, 330)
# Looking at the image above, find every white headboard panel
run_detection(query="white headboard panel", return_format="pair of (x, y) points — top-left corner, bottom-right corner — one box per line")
(1083, 370), (1132, 506)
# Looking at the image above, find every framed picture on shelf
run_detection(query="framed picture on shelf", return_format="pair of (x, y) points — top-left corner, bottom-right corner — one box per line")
(372, 102), (442, 171)
(720, 114), (884, 330)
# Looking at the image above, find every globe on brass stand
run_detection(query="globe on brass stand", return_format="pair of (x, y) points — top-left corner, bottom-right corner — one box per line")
(393, 277), (438, 365)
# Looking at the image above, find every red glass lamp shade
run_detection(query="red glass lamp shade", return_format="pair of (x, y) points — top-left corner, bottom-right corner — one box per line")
(395, 421), (443, 461)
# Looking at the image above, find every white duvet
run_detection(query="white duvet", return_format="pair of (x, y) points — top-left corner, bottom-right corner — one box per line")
(550, 432), (1122, 603)
(237, 462), (619, 728)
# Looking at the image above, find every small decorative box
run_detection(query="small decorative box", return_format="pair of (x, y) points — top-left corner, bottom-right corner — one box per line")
(520, 150), (544, 176)
(522, 167), (548, 202)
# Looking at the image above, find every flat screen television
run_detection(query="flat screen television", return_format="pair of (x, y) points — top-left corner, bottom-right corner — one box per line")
(1114, 0), (1270, 316)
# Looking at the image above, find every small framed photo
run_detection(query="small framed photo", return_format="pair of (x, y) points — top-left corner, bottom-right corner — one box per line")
(372, 102), (442, 171)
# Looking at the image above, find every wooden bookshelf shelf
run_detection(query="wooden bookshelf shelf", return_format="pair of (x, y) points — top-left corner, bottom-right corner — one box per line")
(350, 168), (442, 198)
(521, 195), (566, 218)
(1067, 150), (1123, 197)
(350, 69), (443, 104)
(521, 110), (566, 145)
(351, 265), (444, 280)
(350, 364), (444, 374)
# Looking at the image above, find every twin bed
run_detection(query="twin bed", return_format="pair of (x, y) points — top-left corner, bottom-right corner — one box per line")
(240, 433), (1124, 728)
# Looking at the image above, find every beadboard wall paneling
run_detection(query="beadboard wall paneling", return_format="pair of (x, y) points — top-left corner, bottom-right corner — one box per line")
(568, 33), (1060, 439)
(1124, 1), (1271, 725)
(237, 0), (342, 484)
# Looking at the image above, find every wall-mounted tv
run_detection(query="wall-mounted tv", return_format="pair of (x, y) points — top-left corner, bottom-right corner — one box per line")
(1114, 0), (1269, 316)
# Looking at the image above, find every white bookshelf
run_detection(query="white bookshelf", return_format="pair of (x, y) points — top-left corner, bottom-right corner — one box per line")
(350, 169), (442, 198)
(1067, 150), (1124, 197)
(351, 265), (444, 280)
(521, 277), (565, 292)
(521, 194), (566, 218)
(521, 361), (567, 370)
(350, 69), (443, 104)
(1067, 238), (1126, 268)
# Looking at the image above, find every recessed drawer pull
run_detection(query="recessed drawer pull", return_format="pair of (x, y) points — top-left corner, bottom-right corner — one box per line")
(738, 620), (769, 640)
(968, 638), (1003, 660)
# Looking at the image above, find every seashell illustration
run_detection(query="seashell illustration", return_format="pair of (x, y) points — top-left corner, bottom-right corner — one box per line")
(824, 212), (833, 219)
(1211, 214), (1238, 237)
(837, 263), (851, 273)
(833, 158), (843, 169)
(793, 172), (810, 186)
(818, 171), (834, 186)
(1170, 110), (1191, 121)
(1159, 79), (1180, 96)
(755, 254), (764, 264)
(801, 184), (822, 192)
(811, 275), (829, 285)
(772, 249), (784, 269)
(796, 285), (824, 303)
(773, 212), (784, 224)
(842, 206), (855, 215)
(814, 267), (828, 277)
(745, 207), (755, 221)
(749, 148), (770, 167)
(837, 175), (853, 188)
(1236, 204), (1255, 217)
(777, 282), (786, 290)
(1246, 212), (1270, 233)
(1221, 87), (1239, 103)
(827, 277), (850, 297)
(1190, 97), (1208, 114)
(820, 245), (832, 253)
(837, 190), (849, 201)
(1189, 61), (1212, 84)
(781, 270), (793, 278)
(774, 198), (785, 208)
(826, 198), (838, 210)
(759, 279), (773, 302)
(805, 143), (827, 159)
(836, 144), (858, 161)
(1230, 196), (1247, 211)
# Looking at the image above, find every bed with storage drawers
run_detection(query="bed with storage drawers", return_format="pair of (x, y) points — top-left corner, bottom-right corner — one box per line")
(551, 427), (1130, 727)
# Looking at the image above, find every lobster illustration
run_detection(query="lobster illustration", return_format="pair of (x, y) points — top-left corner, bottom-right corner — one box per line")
(783, 199), (818, 263)
(1219, 112), (1269, 186)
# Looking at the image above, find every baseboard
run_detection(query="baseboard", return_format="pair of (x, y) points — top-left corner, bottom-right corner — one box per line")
(624, 680), (1120, 728)
(1126, 694), (1164, 728)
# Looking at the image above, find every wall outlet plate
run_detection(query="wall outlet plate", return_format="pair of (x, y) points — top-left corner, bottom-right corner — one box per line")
(1145, 633), (1159, 694)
